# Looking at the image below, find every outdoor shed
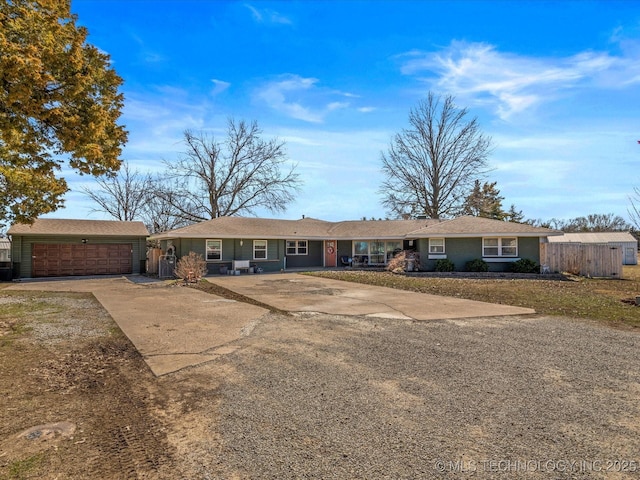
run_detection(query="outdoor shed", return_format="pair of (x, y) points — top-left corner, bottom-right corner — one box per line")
(0, 238), (10, 262)
(547, 232), (638, 265)
(8, 218), (149, 279)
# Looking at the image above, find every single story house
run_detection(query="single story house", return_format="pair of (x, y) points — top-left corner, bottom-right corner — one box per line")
(149, 215), (561, 274)
(547, 232), (638, 265)
(8, 218), (149, 278)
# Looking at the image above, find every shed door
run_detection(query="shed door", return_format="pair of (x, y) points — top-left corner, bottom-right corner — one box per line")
(32, 243), (132, 277)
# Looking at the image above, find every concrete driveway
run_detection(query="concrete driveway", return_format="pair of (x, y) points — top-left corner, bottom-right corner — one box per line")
(6, 276), (268, 376)
(205, 272), (534, 320)
(6, 272), (533, 375)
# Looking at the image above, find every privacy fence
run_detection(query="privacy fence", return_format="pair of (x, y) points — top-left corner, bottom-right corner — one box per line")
(540, 243), (623, 279)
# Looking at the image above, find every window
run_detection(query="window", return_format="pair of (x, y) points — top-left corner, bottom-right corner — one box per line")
(483, 237), (517, 257)
(353, 240), (403, 265)
(386, 241), (402, 261)
(206, 239), (222, 261)
(253, 240), (267, 259)
(286, 240), (308, 255)
(369, 241), (385, 265)
(429, 238), (445, 254)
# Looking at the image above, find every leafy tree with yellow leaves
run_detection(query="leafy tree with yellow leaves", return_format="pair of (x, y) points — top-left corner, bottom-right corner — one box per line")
(0, 0), (127, 226)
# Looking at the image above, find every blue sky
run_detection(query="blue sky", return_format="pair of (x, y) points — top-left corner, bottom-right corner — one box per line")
(54, 0), (640, 223)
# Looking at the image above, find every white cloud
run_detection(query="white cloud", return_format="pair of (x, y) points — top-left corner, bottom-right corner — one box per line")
(398, 41), (637, 120)
(244, 3), (292, 25)
(255, 75), (351, 123)
(211, 78), (231, 96)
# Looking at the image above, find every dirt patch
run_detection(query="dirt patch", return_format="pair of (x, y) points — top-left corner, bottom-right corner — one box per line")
(0, 291), (175, 479)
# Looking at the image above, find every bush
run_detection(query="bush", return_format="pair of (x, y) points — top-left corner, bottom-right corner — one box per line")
(509, 258), (539, 274)
(434, 258), (455, 272)
(466, 258), (489, 272)
(386, 250), (421, 273)
(175, 251), (207, 283)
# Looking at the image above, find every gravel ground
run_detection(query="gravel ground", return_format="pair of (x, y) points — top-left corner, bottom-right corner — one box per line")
(208, 312), (640, 479)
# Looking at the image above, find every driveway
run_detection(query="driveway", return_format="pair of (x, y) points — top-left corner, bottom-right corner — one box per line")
(205, 272), (534, 320)
(6, 276), (267, 376)
(7, 272), (532, 376)
(194, 310), (640, 479)
(6, 274), (640, 478)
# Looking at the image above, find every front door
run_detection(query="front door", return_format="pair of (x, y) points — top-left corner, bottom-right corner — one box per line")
(324, 240), (337, 267)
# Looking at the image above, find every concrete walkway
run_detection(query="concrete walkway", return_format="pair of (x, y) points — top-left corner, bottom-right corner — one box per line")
(206, 272), (535, 320)
(6, 272), (534, 375)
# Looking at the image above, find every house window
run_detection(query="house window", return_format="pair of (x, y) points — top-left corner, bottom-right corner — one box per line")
(386, 241), (402, 261)
(253, 240), (267, 259)
(483, 237), (517, 257)
(429, 238), (445, 254)
(353, 240), (402, 265)
(286, 240), (308, 255)
(206, 239), (222, 261)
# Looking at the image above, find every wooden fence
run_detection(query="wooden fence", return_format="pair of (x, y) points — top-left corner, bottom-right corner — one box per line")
(540, 243), (623, 279)
(146, 247), (162, 275)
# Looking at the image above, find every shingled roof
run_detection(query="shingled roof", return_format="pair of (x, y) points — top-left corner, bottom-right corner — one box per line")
(408, 216), (562, 237)
(150, 215), (557, 240)
(8, 218), (149, 237)
(150, 216), (443, 240)
(327, 219), (440, 239)
(152, 217), (334, 239)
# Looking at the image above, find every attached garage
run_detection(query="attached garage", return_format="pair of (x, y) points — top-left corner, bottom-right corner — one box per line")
(8, 219), (149, 279)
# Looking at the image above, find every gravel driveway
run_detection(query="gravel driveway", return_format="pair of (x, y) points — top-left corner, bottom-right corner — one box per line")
(203, 312), (640, 479)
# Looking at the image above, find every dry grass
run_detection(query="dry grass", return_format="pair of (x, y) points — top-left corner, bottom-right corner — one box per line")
(306, 265), (640, 328)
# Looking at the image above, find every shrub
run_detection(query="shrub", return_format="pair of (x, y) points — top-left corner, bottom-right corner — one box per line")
(434, 258), (455, 272)
(509, 258), (539, 274)
(175, 251), (207, 283)
(386, 250), (421, 273)
(466, 258), (489, 272)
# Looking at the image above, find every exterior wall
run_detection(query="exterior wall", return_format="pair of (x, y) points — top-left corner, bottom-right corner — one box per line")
(336, 240), (352, 265)
(419, 237), (541, 272)
(167, 238), (287, 274)
(285, 240), (323, 269)
(158, 235), (545, 274)
(517, 237), (542, 265)
(11, 234), (147, 278)
(10, 236), (21, 278)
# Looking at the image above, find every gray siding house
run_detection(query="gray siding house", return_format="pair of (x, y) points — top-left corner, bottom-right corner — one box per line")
(8, 219), (149, 279)
(150, 215), (560, 274)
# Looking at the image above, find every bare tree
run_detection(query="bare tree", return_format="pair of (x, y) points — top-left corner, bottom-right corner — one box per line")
(629, 187), (640, 230)
(82, 161), (149, 221)
(528, 213), (630, 231)
(380, 92), (492, 219)
(144, 176), (194, 233)
(82, 164), (194, 233)
(562, 213), (631, 232)
(153, 119), (302, 222)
